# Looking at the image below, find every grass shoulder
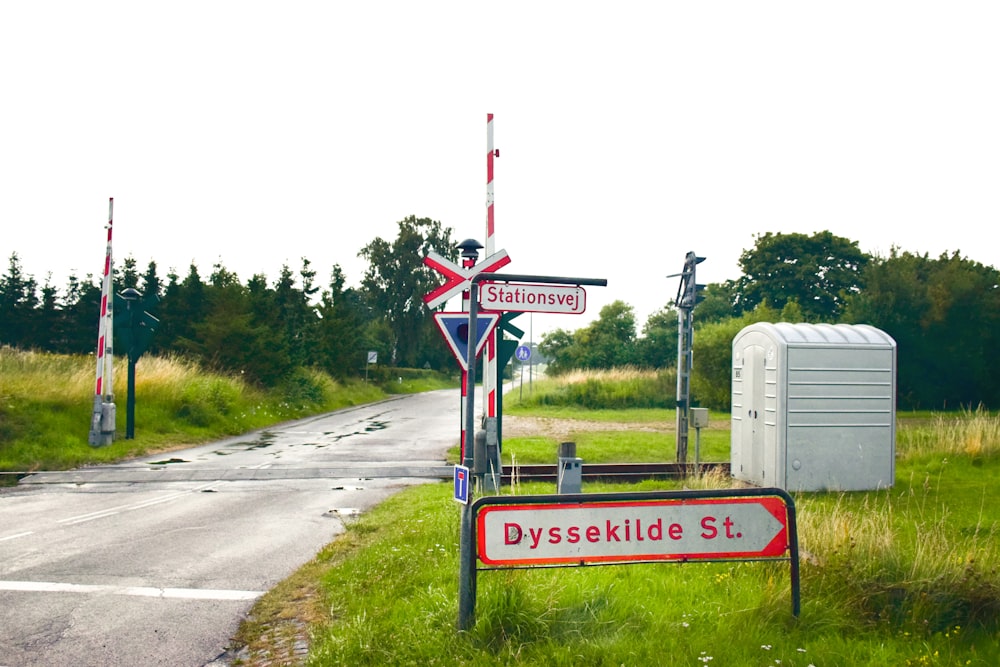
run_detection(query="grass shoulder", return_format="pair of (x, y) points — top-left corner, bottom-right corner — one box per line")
(232, 373), (1000, 666)
(0, 348), (456, 481)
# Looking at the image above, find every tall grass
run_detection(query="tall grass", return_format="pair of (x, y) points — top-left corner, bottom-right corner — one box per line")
(0, 347), (445, 475)
(897, 405), (1000, 461)
(254, 445), (1000, 666)
(228, 376), (1000, 666)
(511, 367), (677, 410)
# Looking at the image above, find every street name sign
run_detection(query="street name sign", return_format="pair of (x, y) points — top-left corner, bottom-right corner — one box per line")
(476, 494), (790, 567)
(463, 488), (801, 622)
(479, 282), (586, 314)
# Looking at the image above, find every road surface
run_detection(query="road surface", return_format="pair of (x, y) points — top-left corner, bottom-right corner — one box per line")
(0, 389), (461, 667)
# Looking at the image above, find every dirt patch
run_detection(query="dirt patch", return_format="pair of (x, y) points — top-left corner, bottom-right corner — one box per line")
(503, 415), (730, 442)
(502, 415), (675, 442)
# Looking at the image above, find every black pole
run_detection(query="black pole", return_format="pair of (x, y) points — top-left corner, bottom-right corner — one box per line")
(457, 272), (608, 632)
(126, 355), (136, 439)
(124, 292), (140, 440)
(457, 281), (480, 631)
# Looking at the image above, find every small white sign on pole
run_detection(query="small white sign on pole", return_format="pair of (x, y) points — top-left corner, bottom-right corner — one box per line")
(479, 282), (586, 314)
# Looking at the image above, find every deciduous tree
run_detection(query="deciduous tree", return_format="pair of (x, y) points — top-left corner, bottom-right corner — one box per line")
(734, 231), (868, 321)
(358, 216), (455, 367)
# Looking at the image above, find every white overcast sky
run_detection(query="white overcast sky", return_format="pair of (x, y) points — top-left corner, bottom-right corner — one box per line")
(2, 2), (998, 341)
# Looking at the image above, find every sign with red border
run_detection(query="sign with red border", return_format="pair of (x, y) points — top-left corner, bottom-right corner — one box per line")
(479, 282), (586, 314)
(476, 496), (789, 567)
(433, 312), (500, 371)
(423, 250), (511, 309)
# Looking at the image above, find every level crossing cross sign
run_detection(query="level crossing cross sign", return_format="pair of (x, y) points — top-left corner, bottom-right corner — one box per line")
(423, 249), (511, 309)
(433, 312), (501, 371)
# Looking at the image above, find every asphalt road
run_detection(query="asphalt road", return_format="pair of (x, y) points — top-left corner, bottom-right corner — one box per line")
(0, 389), (462, 667)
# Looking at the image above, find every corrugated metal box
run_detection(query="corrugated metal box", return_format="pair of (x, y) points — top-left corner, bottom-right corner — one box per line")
(730, 322), (896, 492)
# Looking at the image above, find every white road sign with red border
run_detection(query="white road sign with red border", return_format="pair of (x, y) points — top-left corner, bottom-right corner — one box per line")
(479, 282), (586, 314)
(477, 496), (789, 567)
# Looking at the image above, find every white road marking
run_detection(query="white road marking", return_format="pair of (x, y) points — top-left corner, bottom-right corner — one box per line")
(57, 482), (219, 525)
(0, 531), (34, 542)
(0, 580), (263, 600)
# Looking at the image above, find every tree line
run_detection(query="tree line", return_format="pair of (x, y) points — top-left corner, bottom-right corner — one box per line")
(4, 225), (999, 410)
(540, 231), (1000, 411)
(0, 216), (459, 386)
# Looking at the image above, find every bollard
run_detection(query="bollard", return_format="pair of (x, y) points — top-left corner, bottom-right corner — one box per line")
(89, 400), (116, 446)
(557, 441), (582, 494)
(483, 417), (500, 493)
(473, 429), (487, 474)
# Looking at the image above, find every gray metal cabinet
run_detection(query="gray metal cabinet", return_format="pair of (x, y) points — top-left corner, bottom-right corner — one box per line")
(731, 323), (896, 492)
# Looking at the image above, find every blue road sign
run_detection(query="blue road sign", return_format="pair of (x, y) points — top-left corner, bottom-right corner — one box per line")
(454, 465), (470, 504)
(515, 344), (531, 362)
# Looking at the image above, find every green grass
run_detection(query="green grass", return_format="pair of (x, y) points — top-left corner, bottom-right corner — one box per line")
(240, 449), (1000, 666)
(501, 423), (730, 465)
(230, 379), (1000, 666)
(7, 353), (1000, 665)
(0, 347), (454, 479)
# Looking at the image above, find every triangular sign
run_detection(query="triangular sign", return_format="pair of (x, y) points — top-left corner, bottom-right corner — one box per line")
(433, 312), (500, 371)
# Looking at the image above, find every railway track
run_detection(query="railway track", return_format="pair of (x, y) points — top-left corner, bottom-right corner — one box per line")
(501, 461), (730, 485)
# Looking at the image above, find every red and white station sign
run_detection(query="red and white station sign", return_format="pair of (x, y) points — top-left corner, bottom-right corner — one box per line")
(477, 496), (789, 567)
(479, 282), (586, 314)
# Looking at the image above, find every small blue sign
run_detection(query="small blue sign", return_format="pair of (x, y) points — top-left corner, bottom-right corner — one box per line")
(454, 465), (470, 504)
(515, 344), (531, 362)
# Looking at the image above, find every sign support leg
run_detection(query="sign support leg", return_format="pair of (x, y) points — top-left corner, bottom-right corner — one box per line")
(457, 501), (477, 630)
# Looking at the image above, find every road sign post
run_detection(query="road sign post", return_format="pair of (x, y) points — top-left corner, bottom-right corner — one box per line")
(459, 272), (607, 631)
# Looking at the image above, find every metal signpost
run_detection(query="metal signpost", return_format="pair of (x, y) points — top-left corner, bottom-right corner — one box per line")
(424, 242), (511, 464)
(114, 288), (159, 439)
(459, 272), (607, 630)
(515, 344), (531, 401)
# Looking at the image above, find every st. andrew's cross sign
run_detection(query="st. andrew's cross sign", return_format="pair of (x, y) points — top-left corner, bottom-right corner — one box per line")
(422, 249), (511, 309)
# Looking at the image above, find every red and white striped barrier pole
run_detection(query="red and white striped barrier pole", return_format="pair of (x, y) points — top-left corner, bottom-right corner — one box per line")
(95, 198), (114, 399)
(89, 198), (115, 445)
(484, 114), (498, 419)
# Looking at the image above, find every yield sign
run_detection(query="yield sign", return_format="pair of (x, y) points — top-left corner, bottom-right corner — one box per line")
(433, 312), (500, 371)
(423, 249), (511, 309)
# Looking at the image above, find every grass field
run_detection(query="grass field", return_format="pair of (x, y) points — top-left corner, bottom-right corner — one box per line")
(231, 375), (1000, 666)
(4, 352), (998, 665)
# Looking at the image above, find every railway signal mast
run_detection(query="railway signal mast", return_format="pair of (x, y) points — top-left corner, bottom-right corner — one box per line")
(669, 251), (706, 464)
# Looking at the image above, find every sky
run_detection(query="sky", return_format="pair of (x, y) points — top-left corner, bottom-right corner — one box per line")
(3, 2), (998, 342)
